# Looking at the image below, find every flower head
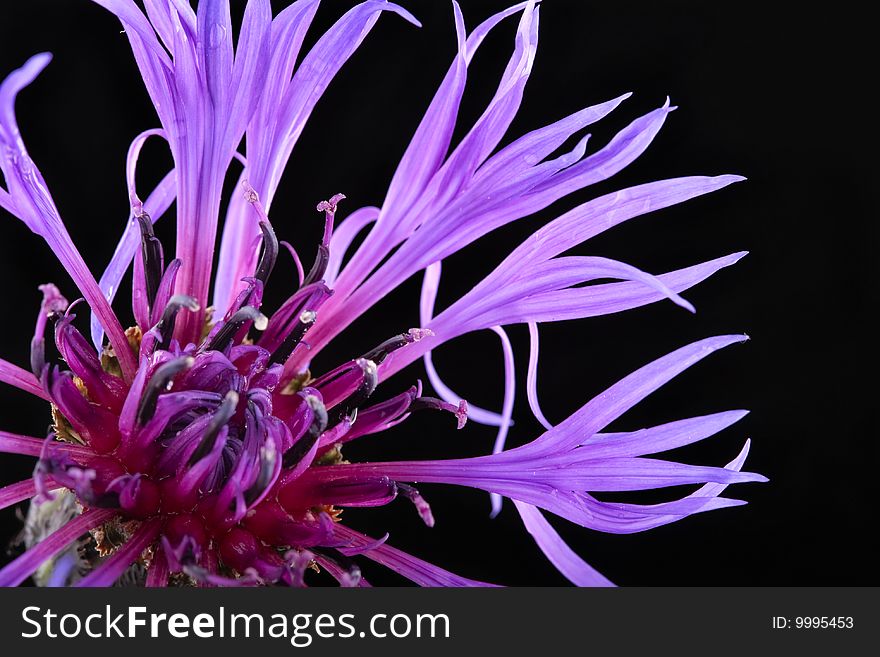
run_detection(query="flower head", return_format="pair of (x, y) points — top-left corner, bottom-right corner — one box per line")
(0, 0), (763, 587)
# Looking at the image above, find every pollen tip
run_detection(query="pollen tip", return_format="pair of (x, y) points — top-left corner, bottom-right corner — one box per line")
(241, 179), (259, 204)
(253, 312), (269, 331)
(455, 400), (468, 429)
(356, 358), (378, 378)
(407, 327), (434, 342)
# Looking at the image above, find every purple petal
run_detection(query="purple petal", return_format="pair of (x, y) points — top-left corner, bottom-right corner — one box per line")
(528, 335), (751, 454)
(325, 206), (379, 285)
(514, 501), (614, 587)
(416, 261), (507, 426)
(0, 358), (49, 400)
(526, 322), (554, 430)
(0, 54), (136, 378)
(0, 508), (116, 586)
(0, 478), (44, 511)
(333, 524), (499, 587)
(488, 325), (516, 518)
(580, 410), (750, 458)
(91, 169), (176, 351)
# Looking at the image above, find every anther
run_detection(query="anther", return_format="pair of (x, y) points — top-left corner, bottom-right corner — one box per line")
(324, 358), (378, 428)
(244, 441), (279, 506)
(205, 306), (268, 353)
(361, 328), (433, 366)
(136, 356), (194, 426)
(254, 221), (279, 284)
(153, 294), (200, 351)
(282, 395), (327, 468)
(409, 396), (468, 429)
(269, 309), (317, 365)
(188, 391), (238, 465)
(137, 214), (164, 311)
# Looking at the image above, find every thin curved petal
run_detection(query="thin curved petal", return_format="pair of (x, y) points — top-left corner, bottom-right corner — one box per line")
(514, 500), (613, 587)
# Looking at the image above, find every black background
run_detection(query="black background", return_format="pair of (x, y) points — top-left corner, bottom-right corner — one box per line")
(0, 0), (875, 586)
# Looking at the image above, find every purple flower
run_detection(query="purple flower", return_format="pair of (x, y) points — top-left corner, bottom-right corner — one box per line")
(0, 0), (764, 587)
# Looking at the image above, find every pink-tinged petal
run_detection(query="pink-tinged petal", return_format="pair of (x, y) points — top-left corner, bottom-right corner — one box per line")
(212, 0), (321, 314)
(0, 478), (53, 512)
(326, 453), (764, 495)
(314, 555), (372, 587)
(213, 1), (413, 316)
(333, 524), (499, 587)
(145, 545), (169, 587)
(0, 54), (136, 379)
(76, 518), (162, 587)
(0, 508), (116, 586)
(514, 501), (614, 587)
(0, 431), (94, 459)
(0, 357), (49, 400)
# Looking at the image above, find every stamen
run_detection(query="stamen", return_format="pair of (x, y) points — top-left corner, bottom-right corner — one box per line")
(188, 391), (239, 466)
(315, 193), (345, 246)
(254, 221), (279, 284)
(361, 328), (433, 365)
(136, 356), (194, 426)
(136, 214), (164, 311)
(153, 294), (200, 351)
(282, 395), (327, 468)
(269, 309), (317, 365)
(243, 441), (279, 508)
(205, 306), (268, 353)
(409, 396), (469, 429)
(301, 243), (330, 287)
(325, 358), (378, 428)
(30, 283), (68, 376)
